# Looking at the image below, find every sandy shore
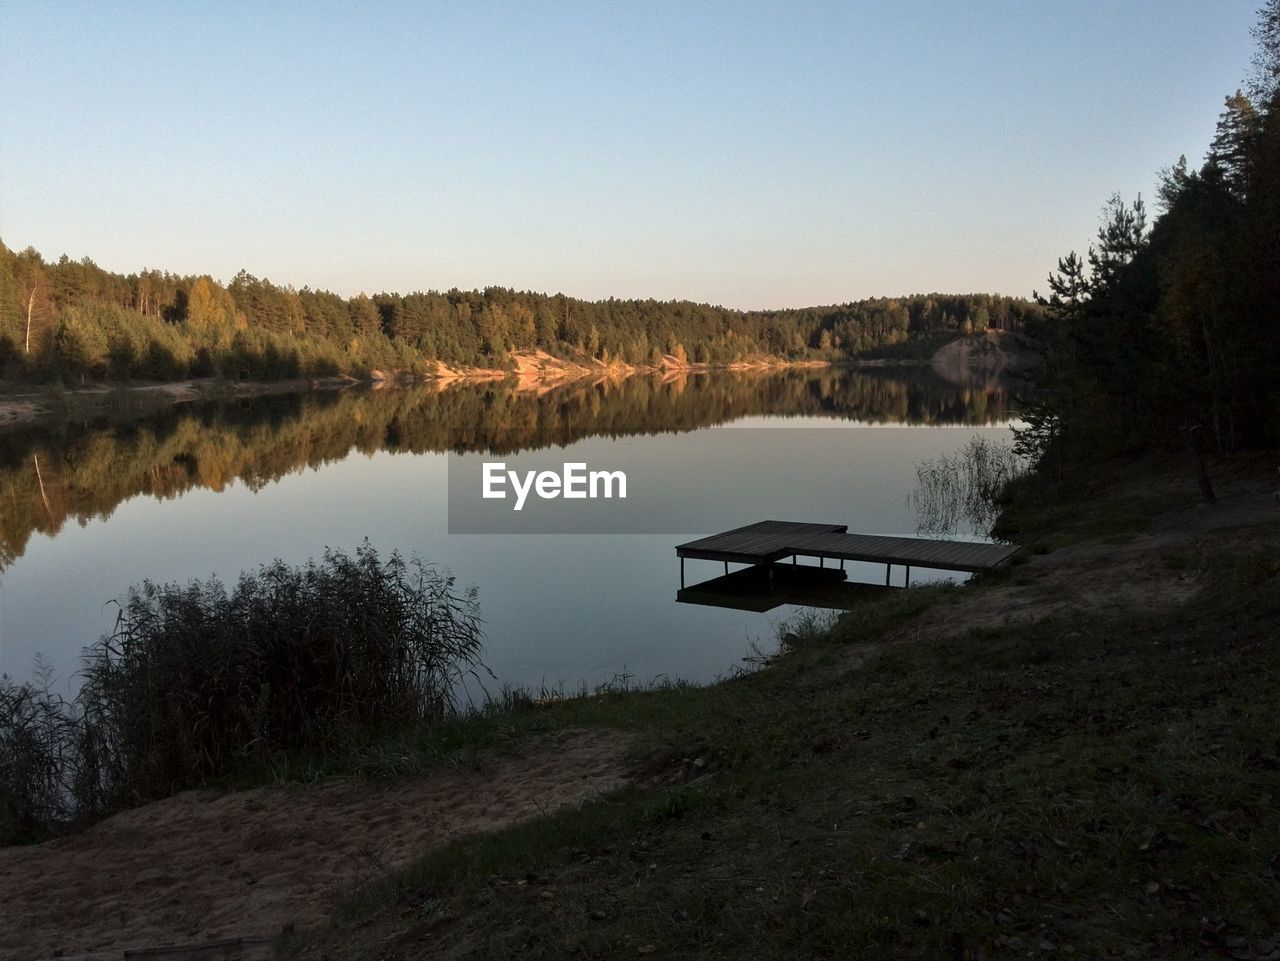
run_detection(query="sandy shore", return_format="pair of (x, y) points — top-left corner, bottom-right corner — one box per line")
(0, 353), (832, 431)
(1, 729), (640, 961)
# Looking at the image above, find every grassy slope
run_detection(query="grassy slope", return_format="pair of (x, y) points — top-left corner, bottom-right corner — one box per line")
(294, 458), (1280, 960)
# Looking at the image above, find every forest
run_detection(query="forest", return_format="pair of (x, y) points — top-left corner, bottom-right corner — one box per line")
(1023, 4), (1280, 460)
(0, 241), (1041, 383)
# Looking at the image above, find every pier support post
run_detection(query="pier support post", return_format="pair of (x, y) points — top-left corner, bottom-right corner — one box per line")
(724, 561), (729, 575)
(905, 565), (910, 587)
(819, 556), (824, 569)
(885, 563), (891, 586)
(680, 556), (685, 589)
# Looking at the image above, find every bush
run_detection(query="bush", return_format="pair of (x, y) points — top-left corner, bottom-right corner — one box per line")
(0, 664), (83, 844)
(0, 544), (485, 843)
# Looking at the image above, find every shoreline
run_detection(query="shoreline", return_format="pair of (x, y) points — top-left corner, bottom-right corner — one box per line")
(4, 452), (1275, 959)
(0, 332), (1037, 431)
(0, 356), (837, 431)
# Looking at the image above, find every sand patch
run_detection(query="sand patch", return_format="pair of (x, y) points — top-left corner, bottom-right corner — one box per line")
(2, 729), (639, 961)
(0, 400), (42, 424)
(130, 381), (201, 400)
(931, 331), (1040, 384)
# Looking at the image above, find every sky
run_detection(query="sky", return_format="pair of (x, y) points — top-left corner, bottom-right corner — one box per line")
(0, 0), (1263, 309)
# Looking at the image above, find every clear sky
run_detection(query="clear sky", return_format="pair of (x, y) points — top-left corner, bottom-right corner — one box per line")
(0, 1), (1261, 309)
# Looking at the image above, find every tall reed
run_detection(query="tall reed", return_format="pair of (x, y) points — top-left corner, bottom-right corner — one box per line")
(910, 435), (1025, 538)
(0, 661), (84, 844)
(1, 544), (485, 844)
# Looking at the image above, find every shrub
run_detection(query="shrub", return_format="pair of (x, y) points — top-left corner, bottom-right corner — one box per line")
(0, 544), (485, 843)
(0, 663), (83, 844)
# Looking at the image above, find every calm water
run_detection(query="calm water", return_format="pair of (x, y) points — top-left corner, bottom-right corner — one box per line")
(0, 367), (1017, 696)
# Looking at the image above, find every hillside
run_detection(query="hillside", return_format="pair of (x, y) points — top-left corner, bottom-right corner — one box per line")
(0, 241), (1043, 384)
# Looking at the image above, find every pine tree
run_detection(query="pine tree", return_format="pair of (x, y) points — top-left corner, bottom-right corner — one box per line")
(1206, 91), (1262, 198)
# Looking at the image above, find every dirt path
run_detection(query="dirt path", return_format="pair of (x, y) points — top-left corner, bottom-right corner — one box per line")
(1, 729), (639, 961)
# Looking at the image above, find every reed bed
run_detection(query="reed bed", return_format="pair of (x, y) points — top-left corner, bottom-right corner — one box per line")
(0, 662), (86, 844)
(910, 434), (1025, 538)
(0, 544), (484, 845)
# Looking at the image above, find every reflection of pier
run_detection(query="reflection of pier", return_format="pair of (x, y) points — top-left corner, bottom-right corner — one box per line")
(675, 520), (1019, 608)
(676, 563), (893, 612)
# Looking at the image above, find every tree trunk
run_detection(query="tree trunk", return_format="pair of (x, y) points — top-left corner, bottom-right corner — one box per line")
(25, 287), (36, 355)
(1180, 424), (1217, 504)
(33, 453), (52, 517)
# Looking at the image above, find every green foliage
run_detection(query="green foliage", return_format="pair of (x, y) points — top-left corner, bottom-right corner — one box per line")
(0, 239), (1042, 382)
(52, 307), (110, 376)
(1027, 39), (1280, 458)
(1251, 0), (1280, 101)
(1009, 400), (1061, 472)
(1207, 91), (1262, 197)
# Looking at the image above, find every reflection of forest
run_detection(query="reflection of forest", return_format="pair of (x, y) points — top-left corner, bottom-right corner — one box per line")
(0, 367), (1015, 568)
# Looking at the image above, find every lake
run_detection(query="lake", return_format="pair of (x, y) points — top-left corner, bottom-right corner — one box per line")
(0, 366), (1018, 698)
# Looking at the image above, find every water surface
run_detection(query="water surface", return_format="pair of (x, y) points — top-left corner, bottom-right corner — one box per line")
(0, 367), (1016, 695)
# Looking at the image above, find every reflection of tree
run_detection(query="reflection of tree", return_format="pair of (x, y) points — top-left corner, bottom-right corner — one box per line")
(0, 368), (1015, 568)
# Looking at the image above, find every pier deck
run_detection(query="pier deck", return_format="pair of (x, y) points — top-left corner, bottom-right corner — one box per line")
(675, 520), (1019, 588)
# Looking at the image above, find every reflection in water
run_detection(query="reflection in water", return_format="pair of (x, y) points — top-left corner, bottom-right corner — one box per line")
(0, 367), (1014, 570)
(908, 434), (1027, 538)
(676, 563), (894, 613)
(1, 367), (1021, 696)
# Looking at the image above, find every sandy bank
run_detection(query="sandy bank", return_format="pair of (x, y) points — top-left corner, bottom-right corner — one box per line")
(2, 729), (640, 961)
(0, 354), (830, 430)
(930, 330), (1041, 384)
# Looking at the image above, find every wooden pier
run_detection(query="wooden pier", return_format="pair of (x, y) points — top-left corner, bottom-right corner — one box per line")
(675, 520), (1019, 589)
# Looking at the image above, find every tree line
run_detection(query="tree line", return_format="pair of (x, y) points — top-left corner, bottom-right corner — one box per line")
(1024, 1), (1280, 462)
(0, 242), (1042, 383)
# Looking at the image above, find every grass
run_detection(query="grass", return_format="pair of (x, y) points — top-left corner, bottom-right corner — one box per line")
(287, 461), (1279, 961)
(991, 451), (1202, 550)
(7, 451), (1274, 956)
